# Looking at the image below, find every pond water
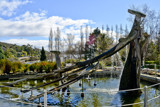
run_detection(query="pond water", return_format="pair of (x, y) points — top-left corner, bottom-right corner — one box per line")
(0, 77), (160, 107)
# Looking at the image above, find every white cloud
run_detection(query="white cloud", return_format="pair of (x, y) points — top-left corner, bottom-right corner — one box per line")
(0, 10), (94, 50)
(0, 10), (94, 38)
(2, 39), (48, 50)
(0, 0), (31, 16)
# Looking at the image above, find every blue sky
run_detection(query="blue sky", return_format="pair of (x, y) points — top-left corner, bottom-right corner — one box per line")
(0, 0), (160, 50)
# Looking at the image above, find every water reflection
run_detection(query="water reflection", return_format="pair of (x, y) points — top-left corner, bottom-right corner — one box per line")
(0, 77), (160, 106)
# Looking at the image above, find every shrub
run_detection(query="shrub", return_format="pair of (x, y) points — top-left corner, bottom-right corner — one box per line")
(29, 56), (39, 61)
(24, 64), (30, 72)
(29, 63), (36, 72)
(0, 59), (12, 74)
(61, 62), (65, 68)
(11, 61), (24, 73)
(145, 61), (159, 65)
(65, 59), (78, 63)
(0, 59), (65, 74)
(0, 53), (5, 59)
(29, 61), (57, 73)
(50, 61), (57, 71)
(46, 61), (57, 72)
(144, 63), (160, 69)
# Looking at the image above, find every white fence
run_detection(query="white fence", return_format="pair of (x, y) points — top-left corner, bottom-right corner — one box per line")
(1, 82), (160, 107)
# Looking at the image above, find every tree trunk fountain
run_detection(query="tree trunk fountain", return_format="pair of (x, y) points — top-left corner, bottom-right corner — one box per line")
(119, 10), (148, 92)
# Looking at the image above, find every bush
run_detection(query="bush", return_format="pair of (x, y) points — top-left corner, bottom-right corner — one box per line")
(0, 59), (12, 74)
(11, 61), (25, 73)
(144, 61), (160, 69)
(0, 59), (65, 74)
(29, 56), (39, 61)
(24, 64), (30, 72)
(145, 61), (156, 64)
(29, 63), (37, 72)
(0, 53), (5, 59)
(0, 59), (30, 74)
(65, 59), (78, 63)
(29, 61), (57, 73)
(61, 62), (65, 68)
(145, 61), (159, 65)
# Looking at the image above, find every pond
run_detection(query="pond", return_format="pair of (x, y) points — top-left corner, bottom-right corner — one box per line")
(0, 76), (160, 107)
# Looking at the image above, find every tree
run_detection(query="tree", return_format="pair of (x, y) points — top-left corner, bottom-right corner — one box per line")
(48, 28), (54, 61)
(0, 46), (5, 59)
(65, 33), (76, 59)
(84, 28), (100, 60)
(40, 47), (46, 61)
(4, 47), (12, 58)
(10, 48), (17, 57)
(22, 51), (27, 56)
(80, 26), (84, 59)
(55, 27), (61, 51)
(84, 27), (113, 61)
(85, 25), (88, 43)
(129, 5), (160, 62)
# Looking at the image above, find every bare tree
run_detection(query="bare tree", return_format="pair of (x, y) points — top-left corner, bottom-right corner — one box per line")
(85, 25), (88, 42)
(55, 27), (61, 52)
(115, 25), (119, 44)
(120, 24), (123, 38)
(130, 4), (159, 39)
(130, 4), (160, 63)
(110, 26), (113, 38)
(90, 26), (92, 35)
(125, 24), (129, 36)
(102, 25), (104, 33)
(65, 33), (75, 58)
(80, 26), (84, 59)
(106, 25), (109, 36)
(48, 28), (53, 61)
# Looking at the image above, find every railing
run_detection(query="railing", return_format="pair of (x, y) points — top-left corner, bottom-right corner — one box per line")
(34, 82), (160, 107)
(1, 82), (159, 107)
(1, 65), (160, 107)
(142, 64), (160, 78)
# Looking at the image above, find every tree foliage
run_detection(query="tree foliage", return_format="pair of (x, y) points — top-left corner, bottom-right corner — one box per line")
(0, 46), (5, 59)
(0, 42), (41, 60)
(85, 28), (113, 60)
(4, 47), (12, 58)
(40, 46), (46, 61)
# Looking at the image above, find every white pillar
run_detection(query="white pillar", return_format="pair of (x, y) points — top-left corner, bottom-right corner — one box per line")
(144, 86), (147, 107)
(44, 90), (47, 107)
(155, 64), (157, 78)
(30, 90), (33, 97)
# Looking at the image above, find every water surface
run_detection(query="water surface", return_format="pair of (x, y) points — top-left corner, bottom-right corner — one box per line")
(0, 77), (160, 107)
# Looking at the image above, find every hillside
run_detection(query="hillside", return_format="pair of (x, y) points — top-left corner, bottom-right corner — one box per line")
(0, 41), (41, 61)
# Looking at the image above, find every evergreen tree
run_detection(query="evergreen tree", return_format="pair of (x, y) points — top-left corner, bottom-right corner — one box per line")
(40, 46), (46, 61)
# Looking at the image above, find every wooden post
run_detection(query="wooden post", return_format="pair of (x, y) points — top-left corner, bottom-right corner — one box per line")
(44, 90), (47, 107)
(20, 91), (23, 99)
(30, 90), (33, 97)
(144, 86), (147, 107)
(155, 64), (157, 79)
(38, 97), (42, 107)
(81, 77), (84, 98)
(21, 81), (22, 90)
